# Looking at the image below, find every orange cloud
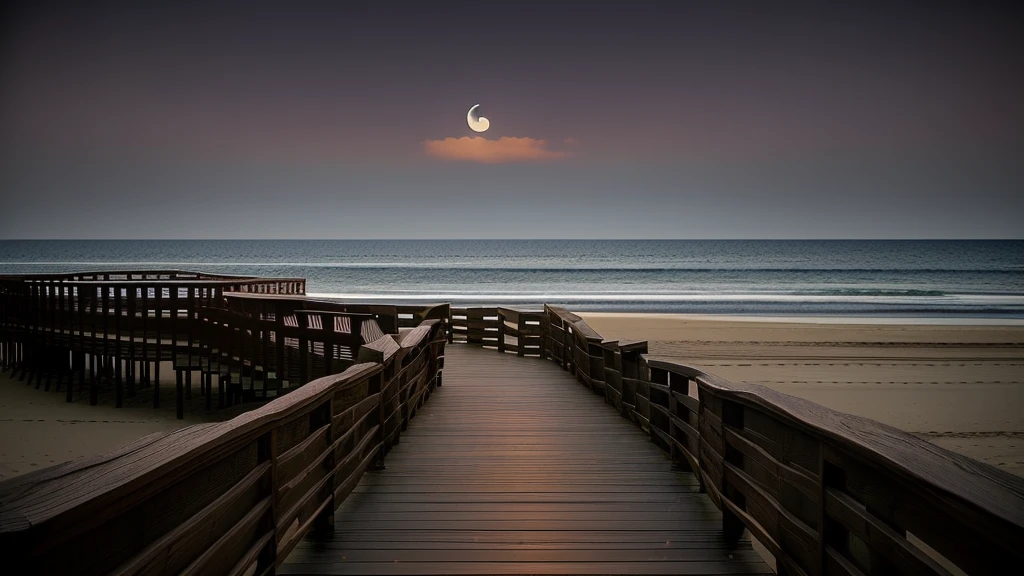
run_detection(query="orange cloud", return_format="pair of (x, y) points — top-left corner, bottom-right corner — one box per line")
(423, 136), (573, 163)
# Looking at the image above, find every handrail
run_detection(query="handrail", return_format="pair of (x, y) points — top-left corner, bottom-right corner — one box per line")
(0, 317), (446, 575)
(536, 304), (1024, 576)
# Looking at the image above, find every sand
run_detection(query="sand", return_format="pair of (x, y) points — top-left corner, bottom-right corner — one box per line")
(0, 362), (248, 481)
(2, 315), (1023, 482)
(580, 313), (1024, 477)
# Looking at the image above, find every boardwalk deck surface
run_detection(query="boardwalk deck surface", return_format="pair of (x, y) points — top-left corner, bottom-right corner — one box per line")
(280, 345), (771, 575)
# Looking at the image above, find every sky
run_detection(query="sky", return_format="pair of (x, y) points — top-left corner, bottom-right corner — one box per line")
(1, 0), (1022, 239)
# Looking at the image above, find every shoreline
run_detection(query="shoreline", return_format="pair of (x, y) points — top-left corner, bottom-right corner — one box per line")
(579, 311), (1024, 326)
(306, 294), (1024, 320)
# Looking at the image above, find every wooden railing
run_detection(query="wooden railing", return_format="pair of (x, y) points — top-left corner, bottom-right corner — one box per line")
(537, 304), (1024, 576)
(0, 275), (276, 408)
(449, 306), (545, 355)
(222, 294), (449, 337)
(0, 314), (446, 575)
(0, 274), (448, 420)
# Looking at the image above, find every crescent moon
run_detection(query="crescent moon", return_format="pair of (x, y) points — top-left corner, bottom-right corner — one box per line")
(467, 104), (490, 133)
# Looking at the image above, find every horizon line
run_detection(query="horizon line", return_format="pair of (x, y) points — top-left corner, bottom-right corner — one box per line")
(1, 238), (1023, 242)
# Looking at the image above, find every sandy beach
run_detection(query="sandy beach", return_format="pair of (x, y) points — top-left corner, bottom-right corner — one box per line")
(2, 314), (1023, 481)
(0, 362), (248, 481)
(581, 313), (1024, 477)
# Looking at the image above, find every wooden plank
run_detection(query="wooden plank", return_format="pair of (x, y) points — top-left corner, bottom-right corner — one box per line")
(672, 390), (700, 416)
(332, 430), (381, 504)
(276, 424), (330, 486)
(297, 530), (747, 545)
(825, 488), (953, 576)
(280, 560), (772, 574)
(181, 497), (272, 576)
(725, 461), (819, 574)
(724, 427), (820, 529)
(825, 546), (868, 576)
(279, 345), (770, 575)
(227, 530), (274, 576)
(356, 334), (399, 364)
(286, 548), (766, 563)
(112, 462), (271, 576)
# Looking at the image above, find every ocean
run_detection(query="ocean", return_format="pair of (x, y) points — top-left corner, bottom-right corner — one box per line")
(1, 240), (1022, 318)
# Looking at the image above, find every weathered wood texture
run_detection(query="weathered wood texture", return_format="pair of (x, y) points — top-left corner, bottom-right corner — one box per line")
(280, 344), (770, 575)
(544, 305), (1024, 576)
(0, 312), (447, 576)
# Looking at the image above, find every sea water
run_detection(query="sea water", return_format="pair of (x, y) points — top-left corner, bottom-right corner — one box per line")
(1, 240), (1022, 318)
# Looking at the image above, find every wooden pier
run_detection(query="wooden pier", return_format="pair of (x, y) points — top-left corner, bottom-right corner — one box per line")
(1, 271), (1023, 576)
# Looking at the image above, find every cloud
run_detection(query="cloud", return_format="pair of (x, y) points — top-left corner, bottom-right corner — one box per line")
(423, 136), (573, 163)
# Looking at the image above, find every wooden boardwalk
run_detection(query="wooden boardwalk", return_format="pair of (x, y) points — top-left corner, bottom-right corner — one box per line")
(4, 276), (1024, 575)
(280, 345), (770, 575)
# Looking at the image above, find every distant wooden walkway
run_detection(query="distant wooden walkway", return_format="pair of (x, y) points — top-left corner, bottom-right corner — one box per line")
(280, 345), (770, 575)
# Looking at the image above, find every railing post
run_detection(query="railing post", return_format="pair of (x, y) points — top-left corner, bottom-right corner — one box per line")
(372, 369), (387, 470)
(720, 398), (746, 543)
(127, 287), (136, 398)
(517, 314), (526, 357)
(26, 278), (37, 379)
(52, 281), (61, 391)
(818, 444), (829, 576)
(186, 285), (195, 402)
(0, 282), (6, 371)
(497, 310), (506, 354)
(153, 286), (162, 408)
(298, 319), (309, 387)
(262, 428), (280, 570)
(668, 371), (692, 472)
(539, 311), (549, 359)
(276, 302), (285, 396)
(323, 313), (333, 377)
(26, 281), (37, 384)
(313, 398), (335, 533)
(115, 286), (123, 409)
(98, 285), (109, 405)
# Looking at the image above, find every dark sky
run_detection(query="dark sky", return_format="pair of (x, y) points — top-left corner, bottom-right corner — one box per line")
(1, 1), (1022, 238)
